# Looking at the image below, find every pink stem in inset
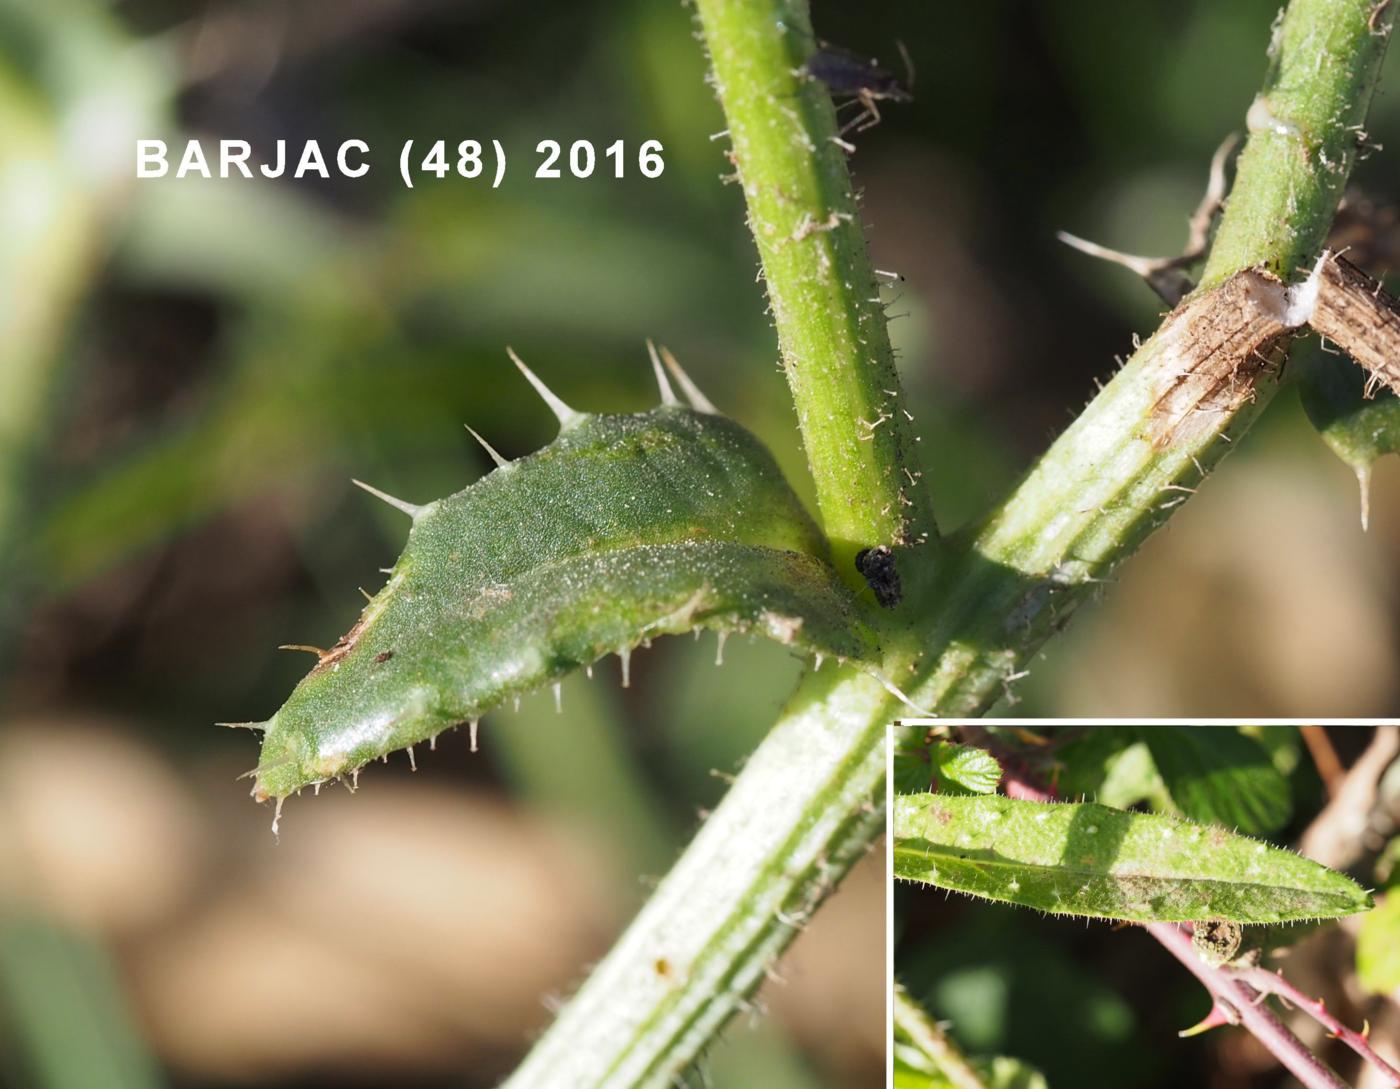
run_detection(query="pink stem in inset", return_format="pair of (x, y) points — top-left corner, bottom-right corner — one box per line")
(956, 728), (1393, 1088)
(1148, 922), (1350, 1089)
(1229, 963), (1400, 1087)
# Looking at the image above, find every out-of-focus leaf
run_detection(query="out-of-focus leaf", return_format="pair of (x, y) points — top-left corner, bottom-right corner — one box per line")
(1138, 727), (1292, 835)
(1241, 725), (1302, 780)
(1357, 892), (1400, 994)
(895, 983), (1050, 1089)
(0, 0), (165, 640)
(1053, 731), (1165, 811)
(1299, 348), (1400, 529)
(894, 747), (934, 796)
(894, 1056), (1048, 1089)
(898, 909), (1140, 1088)
(1376, 835), (1400, 889)
(249, 403), (878, 801)
(893, 794), (1371, 922)
(976, 1057), (1049, 1089)
(0, 917), (164, 1089)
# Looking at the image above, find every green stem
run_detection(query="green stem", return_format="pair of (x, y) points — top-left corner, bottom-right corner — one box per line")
(499, 666), (892, 1089)
(893, 985), (988, 1089)
(694, 0), (933, 573)
(906, 0), (1396, 719)
(1201, 0), (1393, 286)
(505, 0), (1394, 1085)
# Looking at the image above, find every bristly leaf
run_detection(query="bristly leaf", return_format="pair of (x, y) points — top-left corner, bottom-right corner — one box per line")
(893, 793), (1372, 923)
(930, 742), (1002, 796)
(249, 404), (878, 800)
(1299, 347), (1400, 529)
(1138, 727), (1292, 835)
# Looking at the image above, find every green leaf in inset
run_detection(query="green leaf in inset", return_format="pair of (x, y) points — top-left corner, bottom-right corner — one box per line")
(931, 742), (1002, 796)
(896, 741), (1002, 797)
(1138, 727), (1292, 835)
(1357, 892), (1400, 994)
(246, 400), (879, 801)
(1300, 348), (1400, 530)
(893, 793), (1372, 923)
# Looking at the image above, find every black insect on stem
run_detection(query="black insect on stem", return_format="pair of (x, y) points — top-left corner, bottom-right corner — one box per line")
(800, 41), (913, 135)
(855, 545), (902, 608)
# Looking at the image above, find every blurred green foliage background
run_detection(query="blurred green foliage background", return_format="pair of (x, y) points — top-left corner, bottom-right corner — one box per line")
(2, 0), (1400, 1086)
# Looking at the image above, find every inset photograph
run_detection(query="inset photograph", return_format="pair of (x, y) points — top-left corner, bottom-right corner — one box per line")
(891, 723), (1400, 1089)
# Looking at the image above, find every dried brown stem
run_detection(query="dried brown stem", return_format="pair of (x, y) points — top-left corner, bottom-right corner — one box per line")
(1312, 255), (1400, 398)
(1300, 726), (1400, 870)
(1302, 725), (1349, 799)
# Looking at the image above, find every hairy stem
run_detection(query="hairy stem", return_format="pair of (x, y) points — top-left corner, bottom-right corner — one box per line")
(693, 0), (932, 570)
(500, 666), (892, 1089)
(905, 0), (1395, 718)
(506, 0), (1395, 1084)
(1201, 0), (1394, 286)
(893, 984), (989, 1089)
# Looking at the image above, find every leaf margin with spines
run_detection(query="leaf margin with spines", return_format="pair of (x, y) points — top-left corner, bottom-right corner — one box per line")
(893, 792), (1372, 924)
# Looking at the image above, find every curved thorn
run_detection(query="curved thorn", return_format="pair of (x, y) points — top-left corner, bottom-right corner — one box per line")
(352, 478), (424, 518)
(278, 643), (328, 658)
(1056, 230), (1159, 279)
(465, 425), (511, 469)
(1185, 131), (1240, 254)
(506, 346), (584, 429)
(646, 339), (680, 406)
(658, 345), (719, 413)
